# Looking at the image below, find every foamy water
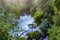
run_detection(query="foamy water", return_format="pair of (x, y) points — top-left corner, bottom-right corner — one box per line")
(9, 14), (48, 40)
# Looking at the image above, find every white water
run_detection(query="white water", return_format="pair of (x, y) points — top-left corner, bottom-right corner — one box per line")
(9, 14), (48, 40)
(18, 15), (40, 37)
(18, 15), (34, 30)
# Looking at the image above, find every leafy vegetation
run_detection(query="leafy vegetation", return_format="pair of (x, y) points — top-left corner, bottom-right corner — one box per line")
(0, 0), (60, 40)
(48, 0), (60, 40)
(0, 0), (21, 40)
(27, 31), (40, 40)
(34, 0), (60, 40)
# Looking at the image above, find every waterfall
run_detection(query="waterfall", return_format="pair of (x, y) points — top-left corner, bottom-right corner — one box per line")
(9, 14), (48, 40)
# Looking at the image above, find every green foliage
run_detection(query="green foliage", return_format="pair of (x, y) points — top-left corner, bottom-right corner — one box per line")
(48, 26), (60, 40)
(6, 3), (21, 18)
(0, 0), (60, 40)
(34, 0), (60, 40)
(0, 1), (21, 40)
(54, 0), (60, 10)
(34, 0), (54, 25)
(47, 0), (60, 40)
(33, 31), (40, 40)
(53, 13), (60, 26)
(17, 37), (26, 40)
(0, 9), (14, 40)
(53, 0), (60, 25)
(34, 11), (43, 25)
(28, 32), (33, 38)
(28, 31), (40, 40)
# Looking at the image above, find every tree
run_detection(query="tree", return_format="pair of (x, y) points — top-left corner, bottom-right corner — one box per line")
(0, 0), (21, 40)
(33, 0), (60, 40)
(48, 0), (60, 40)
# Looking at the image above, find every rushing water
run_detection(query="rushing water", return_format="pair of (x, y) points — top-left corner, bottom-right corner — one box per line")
(18, 15), (41, 37)
(9, 14), (48, 40)
(18, 15), (34, 30)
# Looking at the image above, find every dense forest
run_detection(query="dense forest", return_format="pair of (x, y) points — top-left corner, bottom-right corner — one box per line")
(0, 0), (60, 40)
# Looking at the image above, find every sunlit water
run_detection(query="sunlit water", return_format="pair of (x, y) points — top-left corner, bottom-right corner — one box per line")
(9, 14), (48, 40)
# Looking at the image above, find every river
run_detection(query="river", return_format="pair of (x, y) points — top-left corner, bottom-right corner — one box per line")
(9, 14), (48, 40)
